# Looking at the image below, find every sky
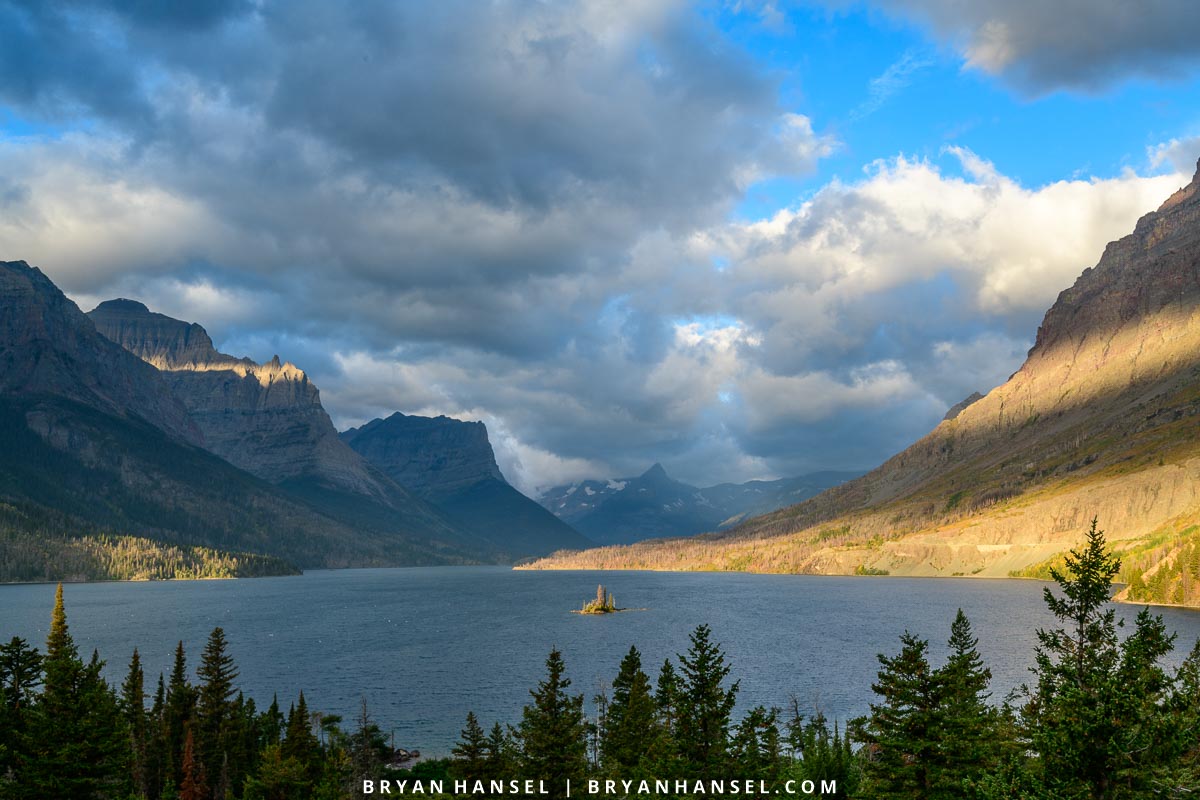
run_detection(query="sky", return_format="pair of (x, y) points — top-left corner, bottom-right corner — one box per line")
(3, 0), (1200, 495)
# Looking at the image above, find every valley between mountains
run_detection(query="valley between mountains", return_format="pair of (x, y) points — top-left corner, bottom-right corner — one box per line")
(7, 163), (1200, 606)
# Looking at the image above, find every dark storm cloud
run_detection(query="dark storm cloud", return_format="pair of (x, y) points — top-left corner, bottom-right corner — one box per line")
(0, 0), (1188, 491)
(866, 0), (1200, 92)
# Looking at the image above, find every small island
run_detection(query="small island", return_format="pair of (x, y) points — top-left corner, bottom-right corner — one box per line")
(575, 584), (622, 614)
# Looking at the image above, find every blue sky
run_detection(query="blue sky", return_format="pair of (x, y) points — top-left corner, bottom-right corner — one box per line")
(2, 0), (1200, 492)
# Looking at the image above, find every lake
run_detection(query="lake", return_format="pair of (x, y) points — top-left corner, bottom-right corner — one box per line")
(3, 567), (1200, 755)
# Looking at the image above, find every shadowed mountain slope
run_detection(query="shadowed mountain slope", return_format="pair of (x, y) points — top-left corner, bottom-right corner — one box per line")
(341, 412), (593, 558)
(0, 261), (494, 576)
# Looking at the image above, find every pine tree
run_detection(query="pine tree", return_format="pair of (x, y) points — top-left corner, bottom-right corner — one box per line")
(600, 646), (658, 776)
(675, 624), (738, 775)
(518, 648), (588, 799)
(122, 648), (149, 798)
(854, 631), (939, 799)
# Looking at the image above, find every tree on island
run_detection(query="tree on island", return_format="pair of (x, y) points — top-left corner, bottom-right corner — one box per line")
(579, 585), (618, 614)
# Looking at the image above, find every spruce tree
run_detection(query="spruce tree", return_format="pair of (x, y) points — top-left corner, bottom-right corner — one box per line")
(0, 636), (41, 780)
(282, 691), (321, 788)
(855, 631), (939, 799)
(935, 609), (1000, 793)
(452, 711), (489, 777)
(165, 641), (197, 789)
(518, 648), (588, 799)
(122, 648), (149, 798)
(196, 627), (239, 796)
(786, 705), (860, 800)
(19, 584), (128, 798)
(730, 706), (784, 783)
(600, 646), (657, 776)
(1022, 519), (1192, 798)
(675, 624), (738, 775)
(146, 672), (168, 800)
(484, 722), (517, 781)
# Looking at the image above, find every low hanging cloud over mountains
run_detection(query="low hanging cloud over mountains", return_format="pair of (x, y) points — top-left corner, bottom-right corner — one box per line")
(1, 0), (1198, 494)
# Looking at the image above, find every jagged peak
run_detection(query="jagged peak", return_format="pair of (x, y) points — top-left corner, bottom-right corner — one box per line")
(641, 462), (668, 479)
(1154, 157), (1200, 215)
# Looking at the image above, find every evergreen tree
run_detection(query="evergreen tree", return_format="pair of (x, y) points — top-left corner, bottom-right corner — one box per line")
(452, 711), (489, 777)
(936, 609), (1001, 793)
(600, 646), (658, 776)
(730, 706), (784, 783)
(19, 584), (128, 798)
(179, 728), (208, 800)
(0, 636), (42, 712)
(165, 641), (197, 789)
(122, 648), (149, 798)
(347, 698), (388, 781)
(1016, 519), (1200, 798)
(675, 624), (738, 775)
(282, 691), (321, 792)
(242, 745), (310, 800)
(855, 631), (939, 799)
(146, 673), (168, 800)
(786, 705), (860, 800)
(261, 694), (285, 748)
(0, 636), (41, 781)
(518, 648), (588, 799)
(1023, 520), (1157, 798)
(196, 627), (239, 798)
(484, 722), (517, 781)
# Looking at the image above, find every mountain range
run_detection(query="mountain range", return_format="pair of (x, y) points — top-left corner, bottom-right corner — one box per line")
(538, 464), (859, 545)
(524, 160), (1200, 607)
(0, 265), (588, 580)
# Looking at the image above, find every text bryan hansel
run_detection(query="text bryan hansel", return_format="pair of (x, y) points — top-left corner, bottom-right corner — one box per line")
(362, 778), (838, 796)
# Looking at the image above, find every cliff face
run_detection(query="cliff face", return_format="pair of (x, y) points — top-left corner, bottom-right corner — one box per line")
(525, 161), (1200, 604)
(89, 300), (387, 498)
(341, 412), (504, 502)
(0, 261), (487, 572)
(342, 413), (592, 557)
(0, 263), (200, 445)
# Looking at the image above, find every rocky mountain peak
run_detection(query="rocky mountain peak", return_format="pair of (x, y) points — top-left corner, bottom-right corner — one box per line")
(340, 413), (505, 500)
(88, 300), (386, 496)
(0, 261), (200, 444)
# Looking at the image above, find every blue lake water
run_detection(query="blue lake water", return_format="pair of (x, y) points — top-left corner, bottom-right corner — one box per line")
(3, 567), (1200, 755)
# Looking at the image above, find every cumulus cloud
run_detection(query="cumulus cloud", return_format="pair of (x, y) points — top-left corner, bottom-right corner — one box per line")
(862, 0), (1200, 92)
